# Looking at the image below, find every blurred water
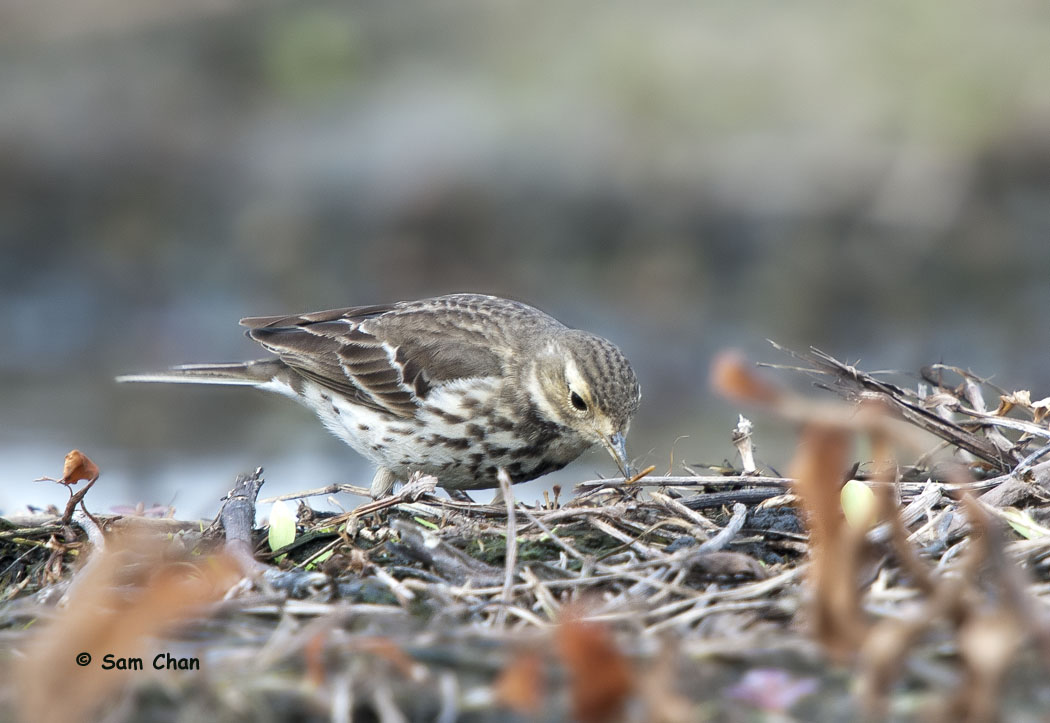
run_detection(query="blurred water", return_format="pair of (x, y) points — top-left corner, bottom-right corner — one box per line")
(3, 0), (1049, 518)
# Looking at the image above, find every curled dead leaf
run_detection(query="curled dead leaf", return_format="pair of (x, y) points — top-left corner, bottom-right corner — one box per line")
(61, 449), (100, 486)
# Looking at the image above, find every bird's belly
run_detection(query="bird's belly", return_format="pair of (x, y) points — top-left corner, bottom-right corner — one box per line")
(300, 385), (410, 468)
(302, 380), (591, 490)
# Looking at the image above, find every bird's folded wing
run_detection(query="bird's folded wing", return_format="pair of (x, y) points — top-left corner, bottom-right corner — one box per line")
(244, 307), (504, 419)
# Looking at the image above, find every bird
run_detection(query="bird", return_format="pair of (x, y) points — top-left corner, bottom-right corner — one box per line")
(117, 293), (641, 498)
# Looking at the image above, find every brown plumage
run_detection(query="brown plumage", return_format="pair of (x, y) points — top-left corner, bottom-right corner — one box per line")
(118, 293), (641, 497)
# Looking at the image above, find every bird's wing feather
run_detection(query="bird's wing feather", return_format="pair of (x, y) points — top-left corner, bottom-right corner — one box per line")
(240, 303), (397, 330)
(244, 301), (509, 419)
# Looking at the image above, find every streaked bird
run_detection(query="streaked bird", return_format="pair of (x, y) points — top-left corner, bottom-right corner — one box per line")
(118, 293), (641, 498)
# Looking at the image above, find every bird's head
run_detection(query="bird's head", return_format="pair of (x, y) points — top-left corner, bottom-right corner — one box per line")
(526, 330), (641, 477)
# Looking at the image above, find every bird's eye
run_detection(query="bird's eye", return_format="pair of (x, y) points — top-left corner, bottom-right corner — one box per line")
(570, 391), (588, 411)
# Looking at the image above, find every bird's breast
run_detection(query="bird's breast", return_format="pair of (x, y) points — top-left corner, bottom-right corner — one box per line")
(299, 377), (592, 489)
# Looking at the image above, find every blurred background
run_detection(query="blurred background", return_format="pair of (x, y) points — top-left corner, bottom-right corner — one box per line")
(2, 0), (1049, 517)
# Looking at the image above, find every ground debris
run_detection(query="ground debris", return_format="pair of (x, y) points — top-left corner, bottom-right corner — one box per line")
(3, 348), (1050, 720)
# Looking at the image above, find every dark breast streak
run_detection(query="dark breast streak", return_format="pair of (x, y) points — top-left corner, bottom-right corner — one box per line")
(466, 406), (583, 485)
(404, 398), (586, 488)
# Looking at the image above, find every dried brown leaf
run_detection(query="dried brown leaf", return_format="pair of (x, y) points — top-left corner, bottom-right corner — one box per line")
(557, 615), (634, 723)
(710, 350), (784, 406)
(790, 424), (867, 659)
(495, 651), (545, 716)
(61, 449), (100, 485)
(954, 612), (1021, 723)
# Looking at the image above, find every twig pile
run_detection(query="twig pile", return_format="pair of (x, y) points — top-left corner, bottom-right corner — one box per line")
(3, 346), (1050, 721)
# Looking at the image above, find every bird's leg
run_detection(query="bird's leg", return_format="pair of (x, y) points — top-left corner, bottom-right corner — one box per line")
(369, 467), (397, 499)
(446, 488), (476, 503)
(489, 485), (504, 507)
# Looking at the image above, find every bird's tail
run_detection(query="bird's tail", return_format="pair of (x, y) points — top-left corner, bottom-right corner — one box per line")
(116, 359), (286, 387)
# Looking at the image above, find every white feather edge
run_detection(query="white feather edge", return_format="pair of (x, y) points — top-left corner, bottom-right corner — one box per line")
(115, 372), (258, 385)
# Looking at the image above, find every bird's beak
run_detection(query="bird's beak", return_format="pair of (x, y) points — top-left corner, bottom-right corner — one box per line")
(601, 431), (632, 479)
